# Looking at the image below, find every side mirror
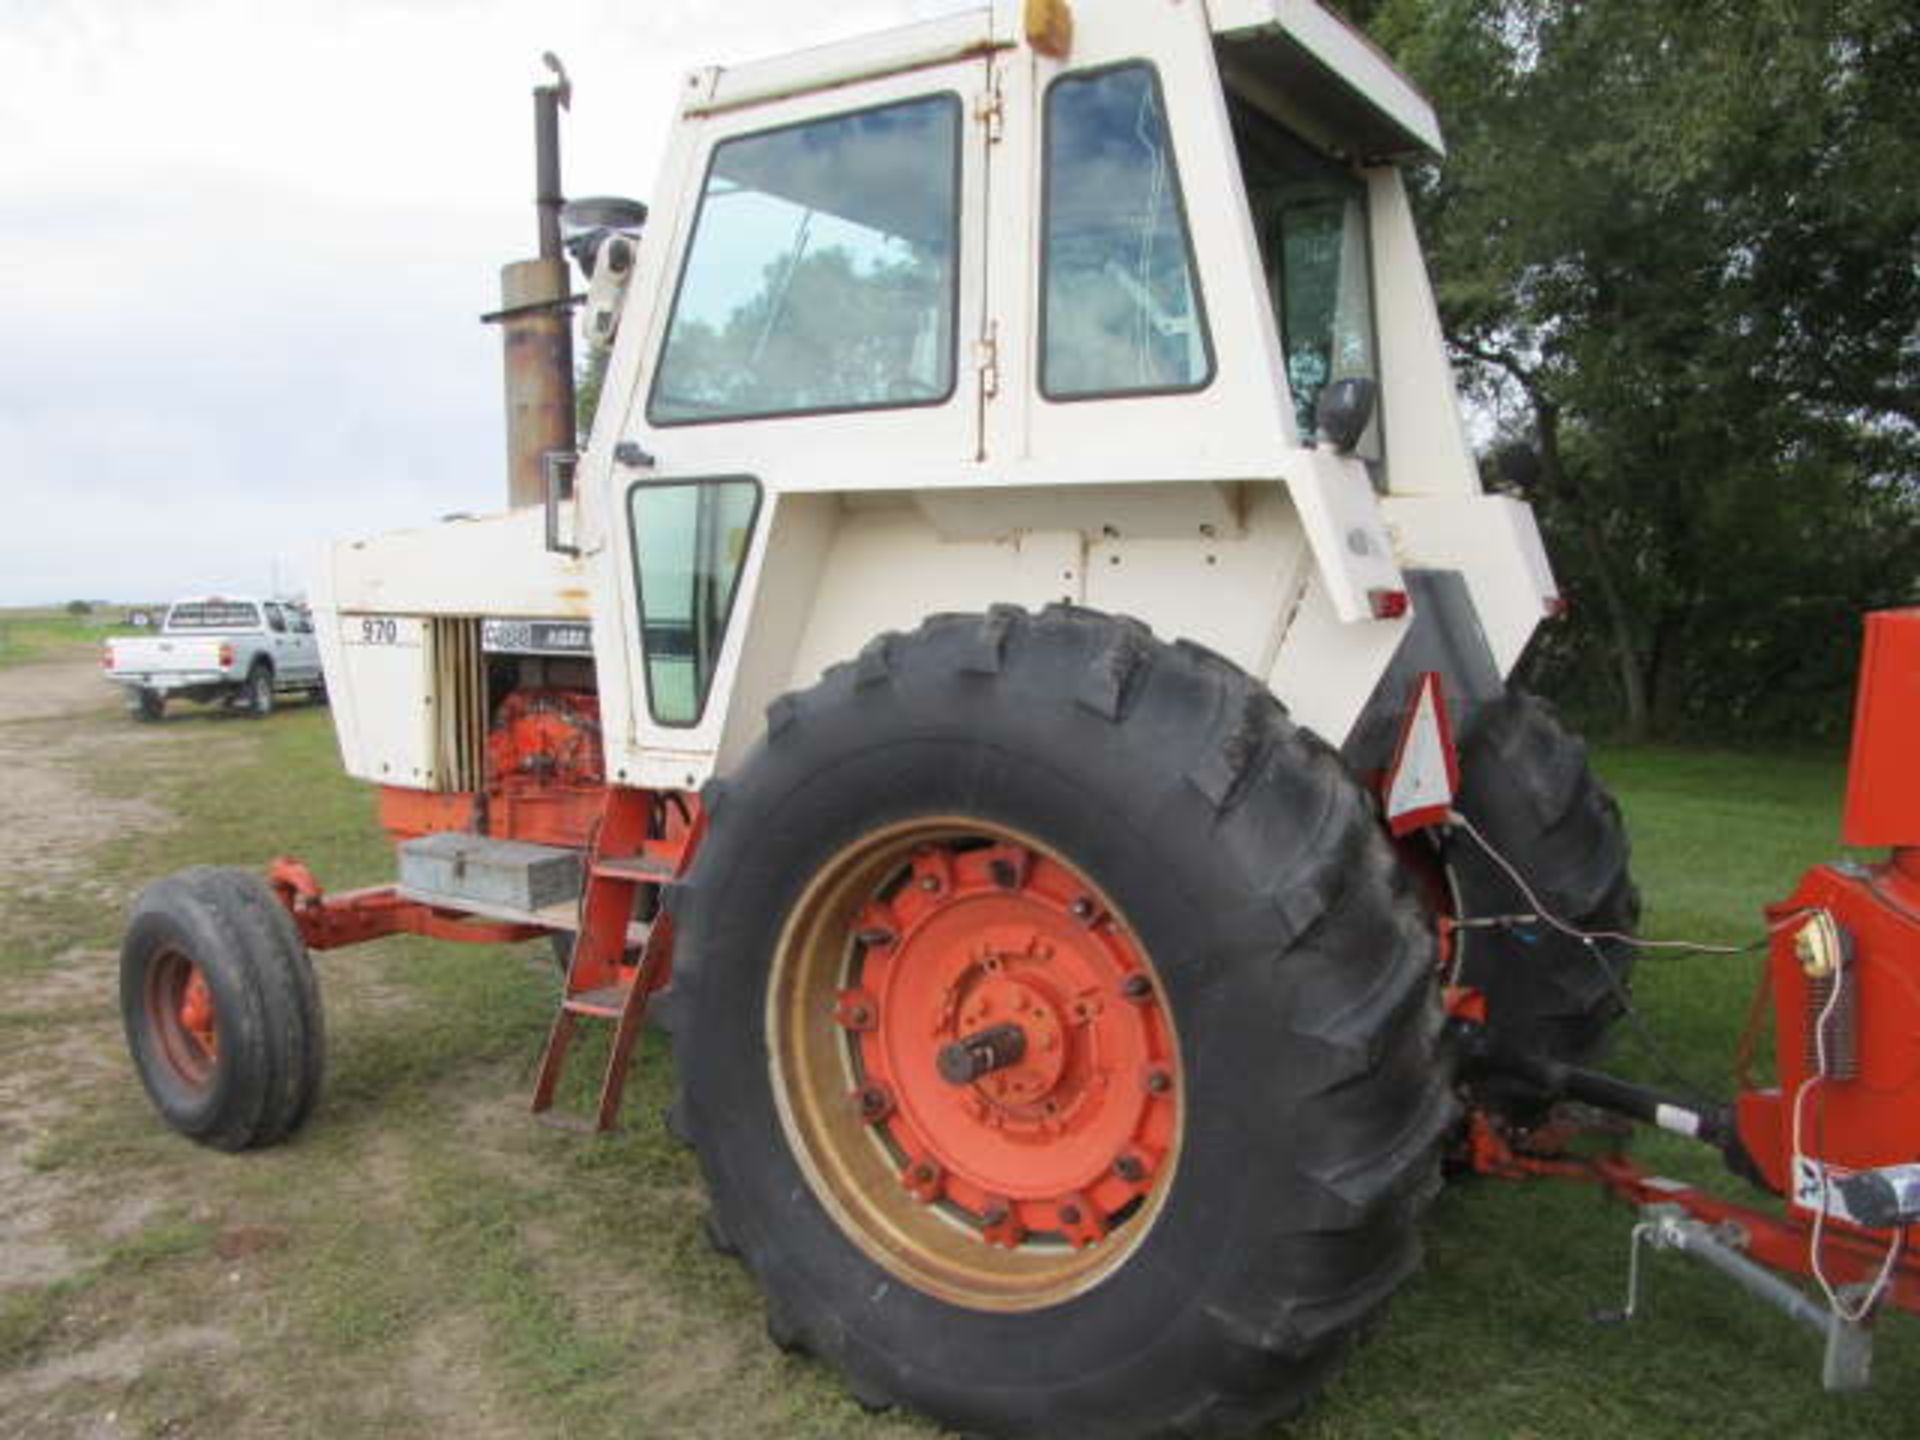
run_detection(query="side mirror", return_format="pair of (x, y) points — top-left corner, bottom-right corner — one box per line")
(1315, 377), (1377, 454)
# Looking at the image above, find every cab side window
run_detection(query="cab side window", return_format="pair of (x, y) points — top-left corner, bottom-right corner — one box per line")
(629, 478), (762, 726)
(649, 94), (962, 425)
(1229, 96), (1380, 456)
(1041, 63), (1213, 399)
(264, 604), (287, 634)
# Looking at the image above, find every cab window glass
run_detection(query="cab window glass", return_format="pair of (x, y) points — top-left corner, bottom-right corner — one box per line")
(1229, 97), (1380, 456)
(649, 95), (961, 424)
(629, 478), (762, 725)
(1042, 63), (1213, 399)
(264, 604), (287, 634)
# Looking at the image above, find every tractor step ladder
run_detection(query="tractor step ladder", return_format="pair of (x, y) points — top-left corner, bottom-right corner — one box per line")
(531, 789), (686, 1133)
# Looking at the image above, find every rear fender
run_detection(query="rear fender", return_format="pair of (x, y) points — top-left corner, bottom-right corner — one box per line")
(607, 464), (1420, 785)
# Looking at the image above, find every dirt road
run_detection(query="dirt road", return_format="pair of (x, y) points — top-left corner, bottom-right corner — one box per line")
(0, 655), (262, 1434)
(0, 658), (165, 890)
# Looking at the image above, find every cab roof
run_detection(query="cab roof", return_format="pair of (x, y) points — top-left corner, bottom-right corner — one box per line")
(684, 1), (1441, 162)
(1209, 0), (1442, 161)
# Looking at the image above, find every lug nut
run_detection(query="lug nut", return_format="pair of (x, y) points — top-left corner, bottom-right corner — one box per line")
(1113, 1154), (1146, 1182)
(1144, 1066), (1173, 1096)
(855, 927), (897, 949)
(834, 993), (879, 1031)
(1120, 973), (1153, 1002)
(989, 858), (1019, 889)
(1059, 1202), (1083, 1226)
(856, 1085), (893, 1122)
(1070, 896), (1095, 920)
(920, 874), (942, 892)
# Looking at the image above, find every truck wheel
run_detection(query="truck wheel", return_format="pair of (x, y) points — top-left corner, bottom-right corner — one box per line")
(120, 867), (325, 1150)
(134, 688), (165, 723)
(671, 607), (1451, 1438)
(245, 665), (274, 718)
(1443, 691), (1638, 1096)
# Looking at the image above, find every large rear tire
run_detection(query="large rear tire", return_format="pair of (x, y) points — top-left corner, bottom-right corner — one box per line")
(1443, 691), (1638, 1095)
(671, 607), (1451, 1439)
(120, 867), (325, 1150)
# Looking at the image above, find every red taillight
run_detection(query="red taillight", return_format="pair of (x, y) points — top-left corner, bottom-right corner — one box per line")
(1368, 588), (1411, 620)
(101, 646), (112, 668)
(219, 643), (234, 668)
(1544, 594), (1571, 619)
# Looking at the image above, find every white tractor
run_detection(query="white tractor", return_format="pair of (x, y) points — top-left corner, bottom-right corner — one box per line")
(118, 3), (1640, 1433)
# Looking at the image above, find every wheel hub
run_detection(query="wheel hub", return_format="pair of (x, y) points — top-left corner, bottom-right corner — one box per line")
(146, 948), (218, 1088)
(831, 840), (1176, 1251)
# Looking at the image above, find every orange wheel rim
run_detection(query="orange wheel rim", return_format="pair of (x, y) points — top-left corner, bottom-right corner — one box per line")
(768, 818), (1182, 1311)
(146, 947), (219, 1089)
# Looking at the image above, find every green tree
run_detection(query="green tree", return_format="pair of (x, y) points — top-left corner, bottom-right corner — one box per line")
(1364, 0), (1920, 739)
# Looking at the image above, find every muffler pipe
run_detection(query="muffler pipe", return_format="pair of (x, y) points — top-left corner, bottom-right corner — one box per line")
(486, 54), (577, 510)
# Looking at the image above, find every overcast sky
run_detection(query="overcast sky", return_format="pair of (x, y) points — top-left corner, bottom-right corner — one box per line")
(0, 0), (967, 605)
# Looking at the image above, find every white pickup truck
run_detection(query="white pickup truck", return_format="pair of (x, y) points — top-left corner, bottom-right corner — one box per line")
(104, 596), (325, 721)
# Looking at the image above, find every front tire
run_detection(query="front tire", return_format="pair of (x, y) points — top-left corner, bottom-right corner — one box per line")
(120, 867), (324, 1150)
(672, 607), (1451, 1438)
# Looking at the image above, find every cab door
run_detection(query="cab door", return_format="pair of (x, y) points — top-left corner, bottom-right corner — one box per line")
(285, 608), (322, 683)
(261, 603), (293, 683)
(601, 54), (992, 783)
(981, 3), (1293, 471)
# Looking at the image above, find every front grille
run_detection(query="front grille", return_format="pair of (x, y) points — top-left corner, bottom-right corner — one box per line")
(430, 616), (488, 792)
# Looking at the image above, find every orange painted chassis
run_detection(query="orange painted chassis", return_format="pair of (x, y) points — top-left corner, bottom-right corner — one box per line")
(266, 857), (550, 951)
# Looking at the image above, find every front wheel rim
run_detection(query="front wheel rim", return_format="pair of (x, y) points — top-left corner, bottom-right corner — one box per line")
(767, 818), (1182, 1312)
(144, 947), (219, 1090)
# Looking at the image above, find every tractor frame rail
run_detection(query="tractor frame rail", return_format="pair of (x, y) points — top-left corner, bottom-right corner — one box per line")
(267, 858), (550, 950)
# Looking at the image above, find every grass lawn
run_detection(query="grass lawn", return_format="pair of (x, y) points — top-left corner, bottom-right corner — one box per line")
(2, 685), (1913, 1436)
(0, 607), (141, 668)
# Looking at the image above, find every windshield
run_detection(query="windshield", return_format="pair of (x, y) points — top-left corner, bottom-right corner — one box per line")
(165, 601), (261, 632)
(1228, 96), (1380, 458)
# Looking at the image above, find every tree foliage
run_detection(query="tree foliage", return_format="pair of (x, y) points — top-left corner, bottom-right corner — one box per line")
(1361, 0), (1920, 739)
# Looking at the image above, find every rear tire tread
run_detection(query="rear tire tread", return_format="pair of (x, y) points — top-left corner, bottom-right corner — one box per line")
(674, 604), (1448, 1438)
(1448, 690), (1639, 1096)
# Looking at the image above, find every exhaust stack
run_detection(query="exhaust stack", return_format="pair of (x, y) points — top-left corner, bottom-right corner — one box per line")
(489, 54), (577, 510)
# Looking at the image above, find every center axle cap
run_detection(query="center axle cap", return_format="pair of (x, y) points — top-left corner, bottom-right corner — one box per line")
(936, 1022), (1028, 1085)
